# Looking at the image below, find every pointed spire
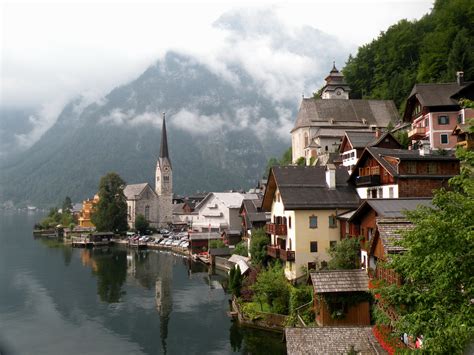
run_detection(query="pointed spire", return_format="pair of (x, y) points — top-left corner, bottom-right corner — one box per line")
(331, 60), (338, 73)
(159, 112), (169, 159)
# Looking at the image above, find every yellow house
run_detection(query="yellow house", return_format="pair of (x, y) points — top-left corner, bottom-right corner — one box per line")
(78, 194), (99, 228)
(262, 165), (359, 281)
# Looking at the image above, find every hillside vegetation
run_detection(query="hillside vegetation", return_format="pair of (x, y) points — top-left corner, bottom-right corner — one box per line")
(344, 0), (474, 111)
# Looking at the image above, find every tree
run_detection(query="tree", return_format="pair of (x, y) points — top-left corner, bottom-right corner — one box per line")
(91, 172), (128, 232)
(209, 239), (225, 249)
(134, 214), (149, 235)
(233, 241), (248, 257)
(263, 147), (292, 178)
(252, 263), (290, 314)
(249, 228), (270, 266)
(295, 157), (305, 166)
(229, 265), (243, 297)
(62, 196), (73, 213)
(377, 147), (474, 353)
(327, 237), (360, 270)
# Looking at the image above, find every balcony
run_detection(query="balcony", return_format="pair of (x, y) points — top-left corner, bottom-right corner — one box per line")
(266, 245), (280, 258)
(280, 249), (295, 262)
(266, 223), (287, 235)
(355, 174), (381, 187)
(408, 126), (427, 139)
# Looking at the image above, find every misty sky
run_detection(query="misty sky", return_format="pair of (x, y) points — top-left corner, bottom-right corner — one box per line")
(1, 0), (433, 146)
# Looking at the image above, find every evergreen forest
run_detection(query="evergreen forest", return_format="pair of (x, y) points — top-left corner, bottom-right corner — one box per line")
(343, 0), (474, 112)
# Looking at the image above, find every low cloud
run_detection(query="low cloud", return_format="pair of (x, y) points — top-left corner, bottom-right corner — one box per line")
(99, 109), (162, 127)
(170, 109), (226, 135)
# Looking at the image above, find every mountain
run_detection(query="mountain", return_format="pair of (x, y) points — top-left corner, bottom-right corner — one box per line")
(0, 52), (288, 206)
(0, 9), (350, 208)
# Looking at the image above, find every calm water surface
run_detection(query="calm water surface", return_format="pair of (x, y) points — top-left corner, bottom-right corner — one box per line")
(0, 211), (286, 355)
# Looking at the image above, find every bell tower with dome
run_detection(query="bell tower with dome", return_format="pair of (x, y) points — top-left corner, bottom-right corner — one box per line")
(321, 62), (351, 100)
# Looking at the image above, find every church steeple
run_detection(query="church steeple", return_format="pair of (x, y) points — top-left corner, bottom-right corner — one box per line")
(159, 112), (169, 160)
(321, 62), (351, 100)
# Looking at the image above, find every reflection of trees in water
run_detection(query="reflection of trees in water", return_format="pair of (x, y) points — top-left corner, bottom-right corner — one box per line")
(229, 324), (287, 355)
(90, 249), (128, 303)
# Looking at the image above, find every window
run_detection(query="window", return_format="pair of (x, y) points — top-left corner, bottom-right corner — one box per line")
(330, 241), (337, 249)
(309, 215), (318, 228)
(329, 215), (337, 228)
(369, 189), (377, 199)
(389, 187), (394, 198)
(458, 114), (463, 124)
(128, 206), (131, 220)
(377, 188), (383, 198)
(427, 163), (438, 174)
(438, 116), (449, 125)
(288, 216), (292, 229)
(440, 134), (449, 144)
(164, 176), (170, 182)
(145, 206), (150, 220)
(310, 241), (318, 252)
(406, 162), (417, 174)
(424, 118), (429, 128)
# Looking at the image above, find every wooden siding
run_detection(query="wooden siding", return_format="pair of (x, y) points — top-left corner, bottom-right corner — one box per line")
(314, 295), (371, 326)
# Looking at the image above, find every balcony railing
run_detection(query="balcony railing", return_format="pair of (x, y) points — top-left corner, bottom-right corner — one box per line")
(266, 245), (280, 258)
(408, 126), (427, 139)
(355, 174), (381, 187)
(280, 249), (295, 262)
(266, 223), (287, 235)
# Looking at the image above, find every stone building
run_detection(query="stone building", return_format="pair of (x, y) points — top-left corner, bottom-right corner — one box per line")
(125, 113), (173, 229)
(291, 63), (399, 165)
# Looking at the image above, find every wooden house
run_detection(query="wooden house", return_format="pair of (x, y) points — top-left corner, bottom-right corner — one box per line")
(310, 269), (371, 326)
(348, 147), (459, 199)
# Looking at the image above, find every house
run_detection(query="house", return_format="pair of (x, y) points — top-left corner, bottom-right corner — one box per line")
(452, 123), (474, 150)
(310, 269), (371, 326)
(285, 327), (386, 355)
(188, 232), (221, 254)
(239, 198), (270, 251)
(125, 114), (173, 229)
(262, 165), (360, 281)
(291, 63), (399, 164)
(221, 229), (242, 246)
(190, 192), (258, 232)
(403, 71), (474, 150)
(339, 130), (402, 172)
(78, 194), (99, 227)
(342, 199), (432, 270)
(348, 147), (459, 199)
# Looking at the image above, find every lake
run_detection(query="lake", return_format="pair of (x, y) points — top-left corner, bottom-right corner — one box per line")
(0, 211), (286, 354)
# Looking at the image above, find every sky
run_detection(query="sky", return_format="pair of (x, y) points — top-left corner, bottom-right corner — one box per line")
(1, 0), (433, 146)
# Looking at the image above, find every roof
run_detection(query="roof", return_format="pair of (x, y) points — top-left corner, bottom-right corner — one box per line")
(209, 247), (232, 256)
(349, 198), (433, 222)
(228, 254), (250, 264)
(344, 130), (377, 149)
(310, 269), (369, 293)
(285, 327), (386, 355)
(408, 82), (474, 107)
(189, 232), (221, 241)
(159, 113), (169, 159)
(172, 203), (185, 213)
(262, 166), (359, 211)
(124, 183), (153, 200)
(195, 192), (259, 211)
(292, 98), (399, 132)
(349, 147), (459, 180)
(376, 218), (413, 253)
(240, 199), (269, 226)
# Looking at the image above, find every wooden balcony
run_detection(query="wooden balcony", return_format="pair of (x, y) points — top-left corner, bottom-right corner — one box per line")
(280, 249), (295, 262)
(266, 245), (280, 258)
(266, 223), (287, 235)
(456, 139), (474, 150)
(355, 174), (381, 187)
(408, 126), (427, 139)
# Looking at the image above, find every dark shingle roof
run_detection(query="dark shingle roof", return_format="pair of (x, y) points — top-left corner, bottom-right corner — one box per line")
(271, 166), (359, 210)
(310, 269), (369, 293)
(351, 199), (433, 220)
(409, 82), (474, 107)
(345, 131), (377, 148)
(209, 247), (232, 256)
(376, 218), (413, 253)
(285, 327), (386, 355)
(292, 98), (399, 131)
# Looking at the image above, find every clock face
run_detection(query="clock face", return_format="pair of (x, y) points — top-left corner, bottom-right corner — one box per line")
(336, 89), (342, 96)
(164, 167), (168, 172)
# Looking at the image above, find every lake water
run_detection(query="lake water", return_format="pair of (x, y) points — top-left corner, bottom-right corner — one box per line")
(0, 211), (286, 355)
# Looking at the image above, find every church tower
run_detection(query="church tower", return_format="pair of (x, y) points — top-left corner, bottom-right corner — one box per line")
(156, 113), (173, 226)
(321, 62), (351, 100)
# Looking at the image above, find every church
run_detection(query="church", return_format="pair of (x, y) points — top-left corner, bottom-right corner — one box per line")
(124, 114), (173, 229)
(291, 63), (400, 165)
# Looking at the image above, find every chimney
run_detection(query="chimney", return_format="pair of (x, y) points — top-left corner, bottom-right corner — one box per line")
(457, 71), (464, 86)
(375, 128), (381, 138)
(326, 164), (336, 189)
